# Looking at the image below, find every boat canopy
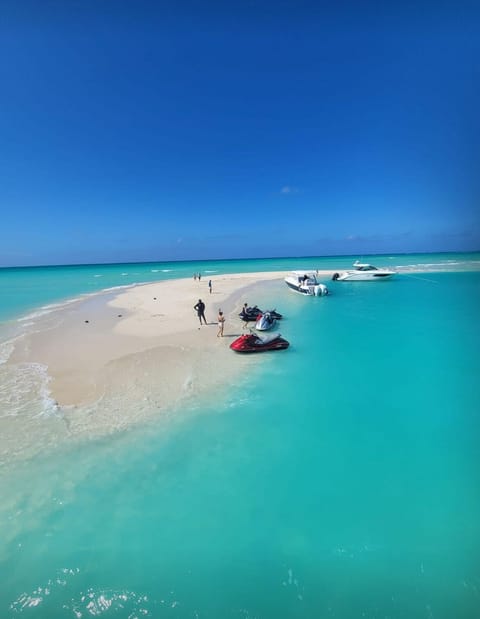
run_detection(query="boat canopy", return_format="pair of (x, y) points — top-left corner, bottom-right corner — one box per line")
(353, 262), (378, 271)
(290, 270), (317, 277)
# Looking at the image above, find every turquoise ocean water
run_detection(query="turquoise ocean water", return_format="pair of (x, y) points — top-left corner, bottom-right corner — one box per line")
(1, 253), (480, 618)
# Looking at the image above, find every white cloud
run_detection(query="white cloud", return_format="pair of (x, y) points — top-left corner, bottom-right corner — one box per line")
(280, 186), (298, 194)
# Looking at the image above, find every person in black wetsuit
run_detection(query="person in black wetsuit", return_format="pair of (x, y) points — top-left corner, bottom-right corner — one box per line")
(240, 302), (249, 329)
(194, 299), (208, 325)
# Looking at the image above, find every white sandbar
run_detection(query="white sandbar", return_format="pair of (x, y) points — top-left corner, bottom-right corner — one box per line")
(11, 271), (297, 405)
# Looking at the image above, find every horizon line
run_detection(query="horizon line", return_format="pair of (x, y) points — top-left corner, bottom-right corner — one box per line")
(1, 248), (479, 270)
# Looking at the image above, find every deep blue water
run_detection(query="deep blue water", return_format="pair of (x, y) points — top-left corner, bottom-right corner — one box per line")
(1, 255), (479, 618)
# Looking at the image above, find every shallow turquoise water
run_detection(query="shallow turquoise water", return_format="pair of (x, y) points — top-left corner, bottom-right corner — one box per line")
(1, 252), (478, 321)
(1, 259), (480, 618)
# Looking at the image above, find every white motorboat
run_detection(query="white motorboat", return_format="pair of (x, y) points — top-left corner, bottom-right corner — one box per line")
(332, 261), (396, 281)
(284, 271), (329, 296)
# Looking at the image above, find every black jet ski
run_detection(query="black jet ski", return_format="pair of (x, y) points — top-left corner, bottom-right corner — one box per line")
(267, 309), (283, 320)
(239, 305), (262, 322)
(239, 306), (283, 322)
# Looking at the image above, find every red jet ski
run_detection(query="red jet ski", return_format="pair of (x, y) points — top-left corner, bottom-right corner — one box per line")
(230, 332), (290, 353)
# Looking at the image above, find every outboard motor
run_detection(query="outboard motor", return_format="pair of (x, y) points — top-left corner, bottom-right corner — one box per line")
(332, 272), (340, 281)
(315, 284), (329, 296)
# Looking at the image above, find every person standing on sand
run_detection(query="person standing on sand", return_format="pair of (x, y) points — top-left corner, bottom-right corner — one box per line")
(208, 279), (212, 294)
(217, 310), (225, 337)
(198, 272), (201, 281)
(240, 302), (249, 329)
(194, 299), (208, 325)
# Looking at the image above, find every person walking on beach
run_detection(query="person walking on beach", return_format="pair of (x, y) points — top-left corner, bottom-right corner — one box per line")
(208, 279), (212, 294)
(194, 299), (208, 325)
(198, 272), (201, 281)
(217, 310), (225, 337)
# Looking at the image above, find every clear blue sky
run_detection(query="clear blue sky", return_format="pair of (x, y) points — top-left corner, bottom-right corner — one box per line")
(1, 1), (479, 266)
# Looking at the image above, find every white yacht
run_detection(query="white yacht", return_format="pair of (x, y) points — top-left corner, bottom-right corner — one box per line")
(332, 261), (396, 281)
(284, 271), (329, 296)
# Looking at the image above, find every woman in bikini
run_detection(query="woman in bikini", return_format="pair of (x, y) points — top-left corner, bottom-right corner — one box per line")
(217, 310), (225, 337)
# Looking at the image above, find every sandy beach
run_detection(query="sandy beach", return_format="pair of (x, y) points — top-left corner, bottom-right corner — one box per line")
(5, 270), (332, 461)
(8, 270), (334, 406)
(7, 264), (447, 463)
(9, 272), (294, 399)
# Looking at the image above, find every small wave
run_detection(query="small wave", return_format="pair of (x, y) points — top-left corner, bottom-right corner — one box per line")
(0, 362), (57, 418)
(93, 274), (103, 278)
(9, 568), (80, 614)
(13, 283), (152, 327)
(121, 272), (129, 276)
(204, 270), (219, 273)
(17, 297), (83, 323)
(17, 308), (52, 322)
(39, 299), (83, 311)
(0, 335), (23, 365)
(101, 282), (146, 293)
(386, 257), (480, 271)
(161, 269), (173, 272)
(0, 338), (17, 365)
(35, 365), (61, 419)
(151, 269), (160, 272)
(10, 577), (156, 617)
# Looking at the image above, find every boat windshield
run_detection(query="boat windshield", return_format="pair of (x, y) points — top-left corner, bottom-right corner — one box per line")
(355, 264), (377, 271)
(292, 272), (317, 283)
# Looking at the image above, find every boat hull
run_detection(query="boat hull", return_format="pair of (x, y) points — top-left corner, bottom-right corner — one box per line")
(332, 261), (396, 281)
(285, 278), (329, 296)
(334, 272), (395, 281)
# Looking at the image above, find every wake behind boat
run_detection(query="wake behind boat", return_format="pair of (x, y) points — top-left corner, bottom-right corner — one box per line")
(332, 261), (396, 281)
(284, 271), (329, 296)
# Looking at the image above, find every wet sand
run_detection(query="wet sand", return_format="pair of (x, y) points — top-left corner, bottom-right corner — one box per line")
(9, 271), (305, 406)
(2, 271), (314, 462)
(0, 266), (453, 463)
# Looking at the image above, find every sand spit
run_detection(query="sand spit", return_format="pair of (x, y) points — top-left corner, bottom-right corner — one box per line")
(1, 271), (299, 463)
(9, 272), (284, 403)
(0, 264), (465, 463)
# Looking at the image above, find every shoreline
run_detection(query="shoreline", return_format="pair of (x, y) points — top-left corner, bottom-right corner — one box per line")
(13, 271), (295, 406)
(1, 264), (471, 408)
(1, 271), (291, 463)
(1, 265), (476, 464)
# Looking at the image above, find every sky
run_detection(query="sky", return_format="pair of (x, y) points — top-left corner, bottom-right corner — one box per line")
(1, 0), (479, 266)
